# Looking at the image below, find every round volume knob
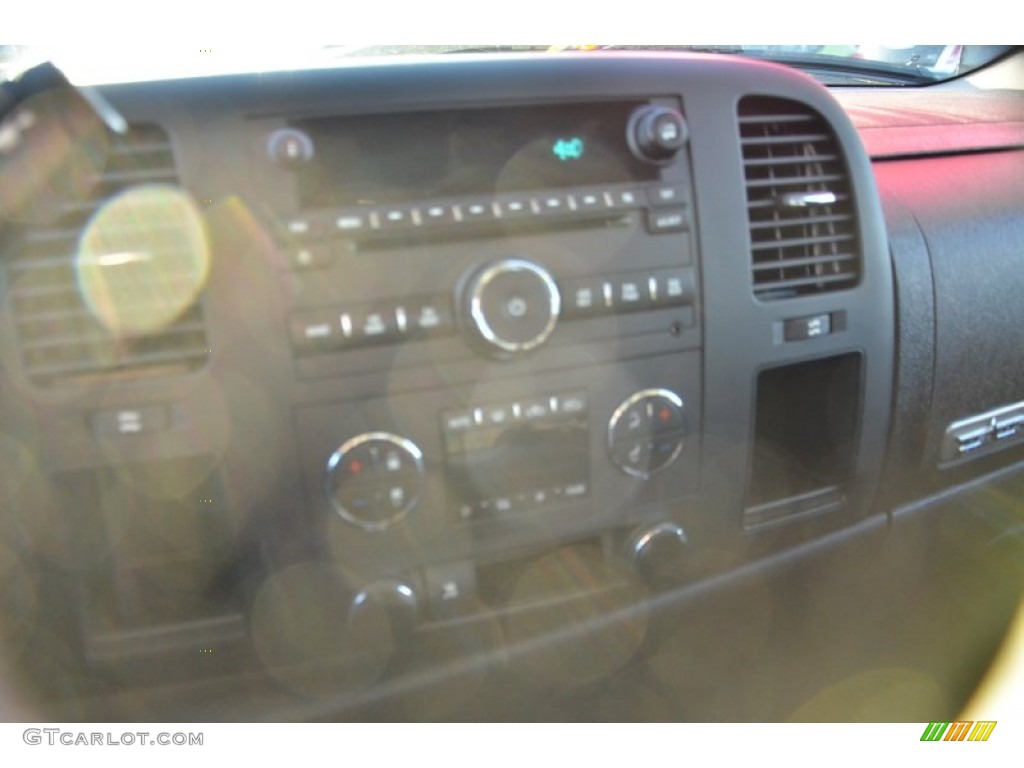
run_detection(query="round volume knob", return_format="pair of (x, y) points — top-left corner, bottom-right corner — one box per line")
(628, 106), (688, 163)
(349, 579), (419, 643)
(324, 432), (425, 530)
(461, 259), (561, 356)
(266, 127), (314, 168)
(629, 522), (689, 588)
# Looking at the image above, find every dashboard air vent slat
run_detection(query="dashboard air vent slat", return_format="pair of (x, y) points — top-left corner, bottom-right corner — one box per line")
(743, 153), (840, 168)
(740, 132), (831, 147)
(744, 173), (845, 189)
(2, 124), (210, 387)
(739, 96), (861, 300)
(752, 253), (857, 272)
(751, 232), (855, 251)
(19, 320), (207, 352)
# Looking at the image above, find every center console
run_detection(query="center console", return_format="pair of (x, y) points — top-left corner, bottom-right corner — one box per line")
(272, 99), (703, 578)
(209, 56), (895, 699)
(3, 55), (896, 710)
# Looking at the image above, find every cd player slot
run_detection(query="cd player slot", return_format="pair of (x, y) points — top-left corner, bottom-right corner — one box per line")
(352, 210), (635, 250)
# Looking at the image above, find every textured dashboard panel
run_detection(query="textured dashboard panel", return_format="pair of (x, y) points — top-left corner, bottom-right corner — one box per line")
(835, 84), (1024, 158)
(874, 150), (1024, 478)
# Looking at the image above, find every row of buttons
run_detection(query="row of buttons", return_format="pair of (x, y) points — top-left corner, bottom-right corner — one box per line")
(943, 402), (1024, 462)
(286, 209), (686, 273)
(290, 296), (453, 353)
(281, 183), (689, 246)
(454, 481), (590, 522)
(289, 265), (696, 354)
(443, 391), (588, 435)
(561, 268), (695, 319)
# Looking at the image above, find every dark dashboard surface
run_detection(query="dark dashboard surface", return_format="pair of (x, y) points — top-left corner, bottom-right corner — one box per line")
(1, 52), (1022, 722)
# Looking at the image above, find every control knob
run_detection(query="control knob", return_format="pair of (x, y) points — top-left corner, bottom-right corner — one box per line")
(266, 127), (314, 168)
(607, 389), (687, 478)
(349, 579), (420, 644)
(627, 106), (689, 163)
(459, 258), (561, 357)
(324, 432), (425, 530)
(250, 564), (418, 695)
(629, 522), (689, 588)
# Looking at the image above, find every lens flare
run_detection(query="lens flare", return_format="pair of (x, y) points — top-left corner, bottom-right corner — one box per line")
(250, 563), (394, 698)
(788, 666), (946, 721)
(0, 540), (38, 668)
(502, 546), (648, 687)
(76, 184), (209, 335)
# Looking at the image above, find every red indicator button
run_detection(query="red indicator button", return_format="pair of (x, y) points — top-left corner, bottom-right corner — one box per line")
(658, 407), (672, 422)
(349, 460), (364, 475)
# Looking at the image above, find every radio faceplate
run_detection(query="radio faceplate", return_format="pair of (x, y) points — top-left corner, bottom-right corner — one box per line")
(268, 96), (699, 386)
(280, 178), (700, 381)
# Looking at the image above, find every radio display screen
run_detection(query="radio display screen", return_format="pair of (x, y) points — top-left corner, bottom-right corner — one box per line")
(293, 101), (658, 207)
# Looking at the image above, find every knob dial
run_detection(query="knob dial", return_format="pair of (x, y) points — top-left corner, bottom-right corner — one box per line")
(461, 259), (561, 356)
(629, 522), (689, 588)
(250, 564), (416, 696)
(325, 432), (425, 530)
(608, 388), (686, 478)
(349, 579), (419, 643)
(628, 106), (688, 163)
(266, 127), (314, 168)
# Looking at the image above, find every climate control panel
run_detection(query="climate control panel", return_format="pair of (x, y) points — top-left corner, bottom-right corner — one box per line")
(317, 384), (691, 532)
(295, 350), (701, 579)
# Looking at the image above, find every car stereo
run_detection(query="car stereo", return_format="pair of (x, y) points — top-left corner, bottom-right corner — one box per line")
(268, 97), (703, 571)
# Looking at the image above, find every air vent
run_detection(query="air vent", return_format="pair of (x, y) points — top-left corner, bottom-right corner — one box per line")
(3, 124), (210, 387)
(738, 96), (861, 300)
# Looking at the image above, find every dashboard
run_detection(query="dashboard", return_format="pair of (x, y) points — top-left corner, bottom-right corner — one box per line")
(1, 51), (1023, 721)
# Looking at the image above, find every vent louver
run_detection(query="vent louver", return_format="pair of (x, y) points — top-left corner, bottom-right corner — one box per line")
(3, 124), (209, 387)
(738, 96), (861, 301)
